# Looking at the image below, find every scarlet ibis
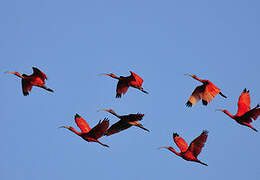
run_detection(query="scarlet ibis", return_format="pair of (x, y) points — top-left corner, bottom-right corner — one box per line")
(100, 71), (148, 98)
(60, 114), (110, 147)
(5, 67), (54, 96)
(216, 88), (260, 132)
(159, 130), (208, 166)
(98, 109), (149, 136)
(185, 74), (226, 107)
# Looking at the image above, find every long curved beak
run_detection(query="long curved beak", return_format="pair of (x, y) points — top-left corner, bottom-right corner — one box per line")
(59, 126), (69, 129)
(215, 109), (224, 112)
(97, 109), (111, 112)
(5, 71), (15, 74)
(98, 73), (109, 76)
(184, 73), (193, 77)
(158, 147), (169, 150)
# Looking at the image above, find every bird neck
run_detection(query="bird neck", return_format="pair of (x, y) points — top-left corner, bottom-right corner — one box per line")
(223, 110), (234, 119)
(108, 110), (121, 118)
(14, 72), (25, 79)
(168, 147), (181, 157)
(109, 73), (120, 80)
(192, 75), (204, 83)
(68, 127), (82, 136)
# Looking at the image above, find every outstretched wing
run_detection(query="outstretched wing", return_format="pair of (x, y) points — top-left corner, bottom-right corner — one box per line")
(125, 113), (144, 122)
(87, 118), (109, 139)
(74, 114), (91, 133)
(105, 120), (131, 136)
(188, 130), (208, 157)
(202, 82), (220, 105)
(173, 135), (189, 153)
(116, 80), (129, 98)
(241, 104), (260, 123)
(129, 71), (143, 87)
(22, 79), (32, 96)
(32, 67), (48, 80)
(186, 85), (205, 107)
(237, 89), (251, 116)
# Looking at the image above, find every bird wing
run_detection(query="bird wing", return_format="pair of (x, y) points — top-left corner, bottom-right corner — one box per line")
(105, 120), (132, 136)
(116, 80), (129, 97)
(32, 67), (48, 80)
(21, 79), (32, 96)
(87, 118), (109, 139)
(186, 85), (205, 107)
(125, 113), (144, 122)
(241, 105), (260, 123)
(74, 114), (91, 133)
(237, 89), (251, 116)
(173, 136), (189, 153)
(188, 130), (208, 158)
(202, 82), (220, 105)
(129, 71), (143, 87)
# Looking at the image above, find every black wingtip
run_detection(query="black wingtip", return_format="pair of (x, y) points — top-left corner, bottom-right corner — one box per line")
(202, 100), (208, 106)
(186, 101), (192, 107)
(75, 113), (80, 118)
(203, 130), (209, 134)
(173, 133), (179, 137)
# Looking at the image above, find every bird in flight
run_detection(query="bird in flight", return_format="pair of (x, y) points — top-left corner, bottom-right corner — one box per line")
(98, 109), (149, 136)
(5, 67), (54, 96)
(217, 88), (260, 132)
(185, 74), (226, 107)
(60, 114), (110, 147)
(100, 71), (148, 98)
(159, 130), (208, 166)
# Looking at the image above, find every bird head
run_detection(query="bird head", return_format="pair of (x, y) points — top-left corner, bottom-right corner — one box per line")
(158, 146), (171, 150)
(5, 71), (24, 78)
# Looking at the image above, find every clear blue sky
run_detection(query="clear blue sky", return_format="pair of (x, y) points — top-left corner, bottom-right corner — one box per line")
(1, 0), (260, 179)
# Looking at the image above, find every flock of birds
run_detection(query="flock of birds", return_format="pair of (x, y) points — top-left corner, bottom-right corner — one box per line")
(6, 67), (260, 166)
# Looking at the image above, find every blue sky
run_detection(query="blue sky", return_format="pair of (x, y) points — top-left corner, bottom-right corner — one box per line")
(1, 0), (260, 179)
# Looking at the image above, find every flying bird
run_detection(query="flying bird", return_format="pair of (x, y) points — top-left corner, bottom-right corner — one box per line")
(216, 88), (260, 132)
(185, 74), (226, 107)
(60, 114), (110, 147)
(5, 67), (54, 96)
(100, 71), (148, 98)
(159, 130), (208, 166)
(98, 109), (149, 136)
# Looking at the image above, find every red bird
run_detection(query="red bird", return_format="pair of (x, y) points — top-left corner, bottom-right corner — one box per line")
(217, 88), (260, 132)
(60, 114), (110, 147)
(185, 74), (226, 107)
(6, 67), (54, 96)
(159, 130), (208, 166)
(100, 71), (148, 98)
(98, 109), (149, 136)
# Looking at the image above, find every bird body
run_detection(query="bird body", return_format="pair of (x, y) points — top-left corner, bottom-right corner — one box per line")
(101, 71), (148, 98)
(185, 74), (226, 107)
(217, 89), (260, 132)
(98, 109), (149, 136)
(60, 114), (110, 147)
(6, 67), (54, 96)
(159, 131), (208, 166)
